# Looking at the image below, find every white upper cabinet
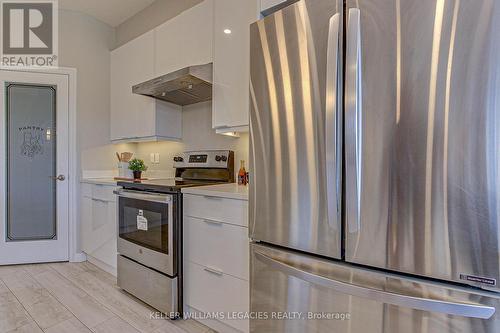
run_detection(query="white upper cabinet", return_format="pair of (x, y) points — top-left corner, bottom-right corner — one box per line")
(260, 0), (290, 14)
(155, 0), (214, 75)
(212, 0), (258, 132)
(111, 30), (154, 141)
(110, 1), (216, 143)
(111, 31), (182, 142)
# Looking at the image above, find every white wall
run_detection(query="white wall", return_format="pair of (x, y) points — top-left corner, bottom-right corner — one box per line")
(58, 10), (117, 174)
(61, 6), (250, 178)
(81, 100), (249, 180)
(58, 10), (117, 254)
(115, 0), (203, 48)
(134, 101), (249, 180)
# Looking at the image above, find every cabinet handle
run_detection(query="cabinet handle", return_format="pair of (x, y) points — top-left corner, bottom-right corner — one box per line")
(203, 195), (222, 200)
(203, 267), (223, 276)
(91, 198), (109, 203)
(203, 219), (223, 226)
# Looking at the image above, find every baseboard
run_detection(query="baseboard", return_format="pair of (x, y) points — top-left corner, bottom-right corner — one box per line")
(70, 252), (87, 263)
(86, 254), (117, 277)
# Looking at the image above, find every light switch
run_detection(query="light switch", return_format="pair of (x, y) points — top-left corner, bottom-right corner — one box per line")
(150, 153), (155, 163)
(154, 153), (160, 163)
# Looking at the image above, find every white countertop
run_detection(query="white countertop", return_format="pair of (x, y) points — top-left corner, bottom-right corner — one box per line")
(182, 183), (248, 200)
(80, 178), (118, 186)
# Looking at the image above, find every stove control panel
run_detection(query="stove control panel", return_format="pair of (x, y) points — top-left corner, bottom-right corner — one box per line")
(189, 154), (208, 163)
(215, 155), (228, 162)
(173, 150), (233, 169)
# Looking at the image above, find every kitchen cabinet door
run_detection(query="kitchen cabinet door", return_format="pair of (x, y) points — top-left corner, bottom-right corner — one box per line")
(80, 196), (93, 254)
(212, 0), (258, 131)
(185, 262), (249, 333)
(155, 0), (214, 76)
(110, 31), (156, 141)
(80, 186), (118, 271)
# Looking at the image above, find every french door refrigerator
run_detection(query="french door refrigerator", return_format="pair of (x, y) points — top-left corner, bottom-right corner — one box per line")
(249, 0), (500, 332)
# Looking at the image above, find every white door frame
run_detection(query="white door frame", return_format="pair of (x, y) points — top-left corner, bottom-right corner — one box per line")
(0, 67), (82, 263)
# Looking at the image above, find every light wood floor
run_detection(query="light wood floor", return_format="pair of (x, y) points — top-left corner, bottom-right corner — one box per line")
(0, 261), (213, 333)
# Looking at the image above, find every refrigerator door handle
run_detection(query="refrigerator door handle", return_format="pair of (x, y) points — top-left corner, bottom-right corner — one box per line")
(325, 13), (341, 230)
(255, 251), (496, 319)
(345, 8), (363, 233)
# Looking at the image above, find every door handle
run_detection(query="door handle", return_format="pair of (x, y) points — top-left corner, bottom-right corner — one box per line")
(49, 175), (65, 181)
(255, 252), (495, 319)
(325, 13), (341, 231)
(345, 8), (363, 233)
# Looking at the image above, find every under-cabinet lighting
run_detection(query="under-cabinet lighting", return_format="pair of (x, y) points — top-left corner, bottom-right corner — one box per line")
(220, 131), (239, 137)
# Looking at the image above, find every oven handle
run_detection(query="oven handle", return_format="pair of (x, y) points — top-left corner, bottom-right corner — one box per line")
(113, 189), (173, 203)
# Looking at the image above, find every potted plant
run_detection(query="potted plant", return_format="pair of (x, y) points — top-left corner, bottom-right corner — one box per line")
(128, 158), (148, 180)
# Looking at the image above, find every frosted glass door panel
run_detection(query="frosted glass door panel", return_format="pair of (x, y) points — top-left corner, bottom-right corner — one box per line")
(6, 84), (57, 241)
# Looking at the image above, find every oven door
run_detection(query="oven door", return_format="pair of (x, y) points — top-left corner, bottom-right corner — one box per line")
(115, 189), (175, 276)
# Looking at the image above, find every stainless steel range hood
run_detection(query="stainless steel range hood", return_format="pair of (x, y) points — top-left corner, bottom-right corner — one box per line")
(132, 63), (212, 106)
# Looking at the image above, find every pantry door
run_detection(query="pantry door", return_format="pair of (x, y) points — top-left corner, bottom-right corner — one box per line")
(0, 70), (69, 264)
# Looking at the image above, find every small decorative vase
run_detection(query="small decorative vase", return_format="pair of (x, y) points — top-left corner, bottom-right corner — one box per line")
(133, 171), (142, 180)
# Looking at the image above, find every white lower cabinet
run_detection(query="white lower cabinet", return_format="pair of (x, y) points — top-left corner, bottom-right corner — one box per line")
(185, 262), (249, 332)
(184, 216), (249, 279)
(183, 194), (248, 227)
(80, 183), (118, 275)
(184, 194), (249, 333)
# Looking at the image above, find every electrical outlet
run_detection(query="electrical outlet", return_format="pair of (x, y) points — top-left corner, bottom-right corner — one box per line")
(150, 153), (155, 163)
(154, 153), (160, 163)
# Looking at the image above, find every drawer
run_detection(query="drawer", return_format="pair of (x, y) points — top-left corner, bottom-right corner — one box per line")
(92, 184), (116, 202)
(184, 216), (249, 280)
(118, 255), (177, 314)
(185, 261), (249, 332)
(183, 194), (248, 227)
(81, 183), (92, 198)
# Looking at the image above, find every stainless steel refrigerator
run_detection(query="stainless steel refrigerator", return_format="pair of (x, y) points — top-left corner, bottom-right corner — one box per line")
(249, 0), (500, 332)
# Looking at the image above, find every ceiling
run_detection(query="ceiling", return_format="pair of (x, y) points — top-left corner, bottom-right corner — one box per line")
(59, 0), (156, 27)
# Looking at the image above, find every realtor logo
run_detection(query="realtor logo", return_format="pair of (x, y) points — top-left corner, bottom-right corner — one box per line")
(1, 0), (58, 67)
